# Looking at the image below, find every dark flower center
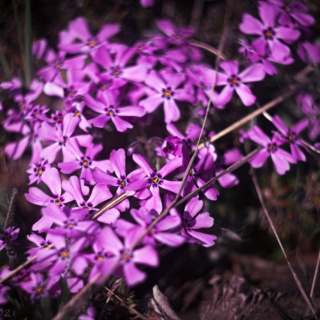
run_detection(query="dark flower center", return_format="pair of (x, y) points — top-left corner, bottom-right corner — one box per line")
(284, 6), (290, 13)
(268, 143), (277, 152)
(61, 250), (68, 258)
(88, 40), (96, 47)
(150, 173), (162, 186)
(264, 28), (275, 39)
(36, 286), (43, 293)
(162, 87), (173, 99)
(229, 75), (240, 86)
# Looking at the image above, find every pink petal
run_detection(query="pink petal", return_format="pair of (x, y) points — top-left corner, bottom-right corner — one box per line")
(234, 83), (256, 106)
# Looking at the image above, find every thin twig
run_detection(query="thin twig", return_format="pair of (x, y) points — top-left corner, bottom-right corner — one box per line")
(250, 166), (317, 319)
(4, 188), (18, 231)
(198, 88), (297, 150)
(51, 257), (121, 320)
(51, 273), (101, 320)
(91, 192), (128, 220)
(189, 40), (227, 60)
(0, 244), (53, 285)
(293, 64), (317, 82)
(310, 250), (320, 299)
(176, 146), (261, 207)
(300, 138), (320, 154)
(261, 109), (320, 155)
(104, 286), (148, 320)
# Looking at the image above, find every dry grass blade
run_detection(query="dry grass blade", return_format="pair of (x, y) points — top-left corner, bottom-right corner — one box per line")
(310, 250), (320, 299)
(104, 286), (148, 320)
(189, 40), (227, 60)
(4, 188), (18, 231)
(52, 273), (101, 320)
(176, 146), (261, 207)
(51, 257), (121, 320)
(293, 64), (317, 82)
(198, 88), (296, 150)
(250, 167), (318, 319)
(261, 110), (320, 155)
(300, 138), (320, 154)
(0, 244), (53, 285)
(91, 192), (128, 220)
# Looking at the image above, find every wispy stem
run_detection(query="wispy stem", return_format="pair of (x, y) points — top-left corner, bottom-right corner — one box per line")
(250, 166), (317, 319)
(91, 191), (128, 220)
(310, 250), (320, 299)
(0, 244), (53, 285)
(104, 286), (148, 320)
(198, 87), (297, 150)
(189, 40), (227, 60)
(51, 273), (101, 320)
(4, 188), (18, 231)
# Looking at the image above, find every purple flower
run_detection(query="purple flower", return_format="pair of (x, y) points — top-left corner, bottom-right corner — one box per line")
(185, 64), (219, 107)
(214, 148), (242, 188)
(84, 91), (146, 132)
(215, 61), (265, 107)
(116, 207), (185, 247)
(297, 41), (320, 64)
(248, 125), (297, 175)
(93, 148), (148, 211)
(4, 121), (43, 163)
(95, 227), (158, 286)
(156, 19), (194, 45)
(25, 167), (73, 208)
(58, 17), (120, 55)
(38, 113), (92, 163)
(0, 227), (20, 251)
(179, 144), (219, 201)
(20, 272), (60, 301)
(61, 176), (119, 223)
(2, 78), (43, 120)
(180, 196), (217, 247)
(239, 2), (300, 61)
(58, 142), (113, 184)
(43, 68), (91, 108)
(41, 203), (99, 239)
(26, 233), (56, 257)
(139, 69), (194, 123)
(35, 44), (86, 82)
(272, 115), (308, 161)
(238, 38), (294, 75)
(268, 0), (315, 27)
(125, 154), (182, 214)
(92, 45), (147, 89)
(140, 0), (155, 7)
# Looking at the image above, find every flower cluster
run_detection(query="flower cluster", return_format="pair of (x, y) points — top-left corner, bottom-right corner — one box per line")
(0, 0), (318, 312)
(238, 0), (320, 75)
